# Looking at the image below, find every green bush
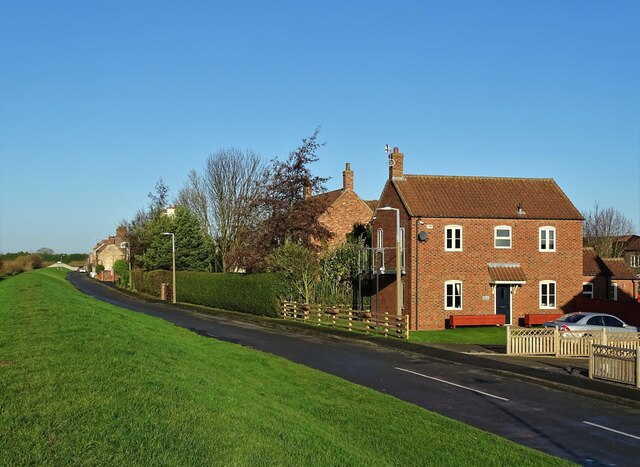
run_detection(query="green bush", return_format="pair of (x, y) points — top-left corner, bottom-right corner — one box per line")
(135, 269), (171, 297)
(177, 271), (281, 316)
(113, 259), (130, 289)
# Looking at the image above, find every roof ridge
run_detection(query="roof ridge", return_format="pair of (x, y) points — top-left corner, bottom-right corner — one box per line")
(402, 174), (555, 181)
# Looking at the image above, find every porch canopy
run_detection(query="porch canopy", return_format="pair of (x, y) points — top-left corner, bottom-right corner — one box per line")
(488, 263), (527, 285)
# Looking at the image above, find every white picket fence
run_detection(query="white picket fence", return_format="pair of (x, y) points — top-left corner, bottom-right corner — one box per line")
(507, 327), (640, 357)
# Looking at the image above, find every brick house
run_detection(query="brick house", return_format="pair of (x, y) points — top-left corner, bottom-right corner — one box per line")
(372, 148), (584, 330)
(616, 235), (640, 275)
(582, 247), (638, 302)
(89, 225), (127, 281)
(304, 163), (374, 247)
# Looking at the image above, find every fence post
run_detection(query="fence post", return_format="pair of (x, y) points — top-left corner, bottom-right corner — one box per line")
(636, 348), (640, 389)
(601, 328), (607, 346)
(554, 327), (560, 357)
(588, 344), (594, 379)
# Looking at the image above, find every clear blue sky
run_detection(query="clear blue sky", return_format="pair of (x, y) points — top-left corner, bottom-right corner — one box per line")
(1, 0), (638, 253)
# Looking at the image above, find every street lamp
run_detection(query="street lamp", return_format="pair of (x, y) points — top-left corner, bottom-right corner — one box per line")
(376, 206), (402, 318)
(161, 232), (176, 304)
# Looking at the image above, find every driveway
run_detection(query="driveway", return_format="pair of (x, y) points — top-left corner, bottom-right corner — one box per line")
(68, 273), (640, 466)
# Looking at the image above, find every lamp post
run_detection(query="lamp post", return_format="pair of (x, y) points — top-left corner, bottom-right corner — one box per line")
(120, 242), (133, 290)
(376, 206), (402, 318)
(161, 232), (176, 304)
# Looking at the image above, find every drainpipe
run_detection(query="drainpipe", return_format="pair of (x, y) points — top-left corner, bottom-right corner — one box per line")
(415, 219), (427, 330)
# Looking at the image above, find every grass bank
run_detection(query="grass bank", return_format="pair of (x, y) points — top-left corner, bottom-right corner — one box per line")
(0, 269), (565, 466)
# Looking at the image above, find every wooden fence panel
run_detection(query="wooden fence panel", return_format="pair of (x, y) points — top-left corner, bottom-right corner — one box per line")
(507, 327), (640, 357)
(589, 345), (639, 387)
(281, 302), (409, 339)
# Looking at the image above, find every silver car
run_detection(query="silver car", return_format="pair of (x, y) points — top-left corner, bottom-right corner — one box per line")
(544, 312), (638, 333)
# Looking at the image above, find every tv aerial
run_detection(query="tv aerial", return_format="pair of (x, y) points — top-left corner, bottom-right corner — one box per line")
(385, 144), (395, 166)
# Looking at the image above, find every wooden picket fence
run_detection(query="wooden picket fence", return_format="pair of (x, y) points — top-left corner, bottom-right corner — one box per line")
(589, 345), (640, 388)
(507, 327), (640, 357)
(281, 302), (409, 339)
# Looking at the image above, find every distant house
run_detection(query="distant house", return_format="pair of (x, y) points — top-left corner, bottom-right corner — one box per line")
(582, 247), (638, 302)
(372, 147), (584, 330)
(89, 225), (127, 281)
(616, 235), (640, 275)
(304, 163), (375, 248)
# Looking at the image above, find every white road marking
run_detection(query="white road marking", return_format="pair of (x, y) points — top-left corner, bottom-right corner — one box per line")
(583, 421), (640, 441)
(395, 367), (510, 401)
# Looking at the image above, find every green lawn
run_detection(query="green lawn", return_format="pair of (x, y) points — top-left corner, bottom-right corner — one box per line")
(409, 327), (507, 345)
(0, 269), (566, 466)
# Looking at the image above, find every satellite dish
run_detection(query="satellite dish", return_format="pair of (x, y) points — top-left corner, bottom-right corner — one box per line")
(418, 231), (428, 242)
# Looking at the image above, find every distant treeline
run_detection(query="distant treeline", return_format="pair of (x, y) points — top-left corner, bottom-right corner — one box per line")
(0, 252), (87, 263)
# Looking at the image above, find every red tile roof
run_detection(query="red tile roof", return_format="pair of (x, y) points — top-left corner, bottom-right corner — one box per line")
(583, 248), (603, 276)
(601, 258), (637, 280)
(392, 175), (582, 220)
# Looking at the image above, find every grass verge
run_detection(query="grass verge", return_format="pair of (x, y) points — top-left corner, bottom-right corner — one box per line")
(409, 326), (507, 345)
(0, 269), (564, 465)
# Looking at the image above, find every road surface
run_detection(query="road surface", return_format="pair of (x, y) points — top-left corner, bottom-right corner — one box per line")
(68, 272), (640, 466)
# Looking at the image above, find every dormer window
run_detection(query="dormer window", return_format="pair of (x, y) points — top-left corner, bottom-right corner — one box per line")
(494, 226), (512, 249)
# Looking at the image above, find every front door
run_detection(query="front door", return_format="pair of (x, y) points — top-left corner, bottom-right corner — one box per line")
(495, 285), (511, 324)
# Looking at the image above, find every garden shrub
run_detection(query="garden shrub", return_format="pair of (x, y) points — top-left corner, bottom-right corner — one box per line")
(177, 271), (281, 316)
(113, 259), (130, 289)
(133, 270), (281, 316)
(136, 270), (171, 297)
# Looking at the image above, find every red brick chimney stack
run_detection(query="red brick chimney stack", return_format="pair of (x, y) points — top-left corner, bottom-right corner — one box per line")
(389, 147), (404, 180)
(342, 162), (354, 191)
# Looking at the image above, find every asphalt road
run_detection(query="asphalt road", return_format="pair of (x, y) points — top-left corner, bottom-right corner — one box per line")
(68, 273), (640, 466)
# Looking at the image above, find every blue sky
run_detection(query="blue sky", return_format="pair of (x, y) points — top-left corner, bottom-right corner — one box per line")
(1, 1), (638, 253)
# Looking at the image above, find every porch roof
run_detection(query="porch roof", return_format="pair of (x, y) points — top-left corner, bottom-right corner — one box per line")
(488, 263), (527, 284)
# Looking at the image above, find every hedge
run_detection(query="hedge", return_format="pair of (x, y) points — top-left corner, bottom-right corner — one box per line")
(132, 269), (281, 317)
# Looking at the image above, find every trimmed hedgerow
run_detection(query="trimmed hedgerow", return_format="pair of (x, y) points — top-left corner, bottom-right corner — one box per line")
(132, 269), (171, 297)
(177, 271), (281, 317)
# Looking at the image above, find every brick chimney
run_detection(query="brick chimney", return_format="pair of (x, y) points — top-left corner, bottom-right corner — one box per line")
(116, 225), (127, 239)
(342, 162), (354, 191)
(303, 180), (312, 199)
(389, 147), (404, 180)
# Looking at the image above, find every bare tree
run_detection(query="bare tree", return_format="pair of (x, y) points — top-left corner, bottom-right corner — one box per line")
(583, 202), (635, 257)
(176, 170), (211, 235)
(177, 148), (267, 272)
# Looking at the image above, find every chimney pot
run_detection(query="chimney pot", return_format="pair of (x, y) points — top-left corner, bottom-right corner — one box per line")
(343, 162), (354, 191)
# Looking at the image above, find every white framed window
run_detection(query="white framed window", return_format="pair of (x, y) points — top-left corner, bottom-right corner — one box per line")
(494, 226), (512, 249)
(630, 255), (639, 268)
(582, 282), (593, 298)
(376, 228), (383, 250)
(444, 280), (463, 310)
(445, 225), (462, 251)
(610, 282), (618, 301)
(539, 280), (556, 309)
(539, 226), (556, 252)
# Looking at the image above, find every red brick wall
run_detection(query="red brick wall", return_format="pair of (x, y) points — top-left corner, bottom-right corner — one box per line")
(373, 184), (584, 329)
(319, 191), (373, 248)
